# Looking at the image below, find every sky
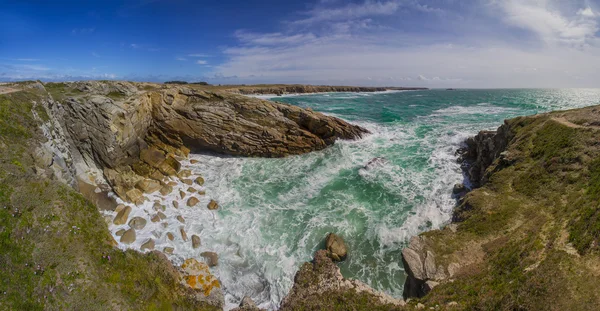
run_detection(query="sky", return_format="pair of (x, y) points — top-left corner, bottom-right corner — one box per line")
(1, 0), (600, 87)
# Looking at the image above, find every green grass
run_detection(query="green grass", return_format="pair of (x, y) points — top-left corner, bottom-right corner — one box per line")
(0, 88), (219, 311)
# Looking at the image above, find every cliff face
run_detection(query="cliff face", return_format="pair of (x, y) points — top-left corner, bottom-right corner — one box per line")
(402, 106), (600, 310)
(49, 81), (368, 205)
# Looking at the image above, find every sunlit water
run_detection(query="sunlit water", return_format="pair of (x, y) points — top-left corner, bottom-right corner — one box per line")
(107, 89), (600, 310)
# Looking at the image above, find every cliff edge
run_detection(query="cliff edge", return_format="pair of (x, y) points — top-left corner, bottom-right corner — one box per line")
(402, 106), (600, 310)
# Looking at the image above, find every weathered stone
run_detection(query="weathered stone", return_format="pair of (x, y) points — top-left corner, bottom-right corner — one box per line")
(280, 250), (404, 309)
(180, 258), (222, 303)
(115, 229), (126, 236)
(163, 247), (174, 254)
(198, 190), (206, 196)
(187, 197), (199, 207)
(192, 235), (201, 249)
(114, 204), (125, 213)
(187, 187), (197, 193)
(141, 239), (155, 251)
(167, 232), (175, 241)
(135, 179), (161, 194)
(149, 170), (165, 182)
(120, 228), (136, 244)
(140, 147), (166, 168)
(190, 159), (199, 164)
(325, 233), (347, 262)
(125, 188), (144, 205)
(177, 215), (185, 223)
(180, 227), (188, 242)
(178, 169), (192, 178)
(113, 205), (132, 225)
(207, 200), (218, 210)
(128, 216), (147, 230)
(151, 214), (161, 223)
(182, 179), (193, 185)
(452, 183), (467, 195)
(201, 251), (219, 267)
(159, 184), (173, 196)
(172, 201), (179, 208)
(153, 202), (166, 211)
(179, 190), (186, 199)
(195, 176), (205, 186)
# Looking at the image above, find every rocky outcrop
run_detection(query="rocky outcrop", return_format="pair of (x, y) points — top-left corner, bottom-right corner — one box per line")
(149, 88), (369, 158)
(458, 122), (514, 187)
(401, 236), (447, 299)
(52, 81), (369, 203)
(325, 233), (347, 262)
(280, 250), (404, 310)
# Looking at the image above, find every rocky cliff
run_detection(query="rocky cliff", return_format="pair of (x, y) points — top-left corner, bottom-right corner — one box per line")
(401, 106), (600, 310)
(48, 81), (368, 205)
(220, 85), (427, 96)
(0, 81), (375, 310)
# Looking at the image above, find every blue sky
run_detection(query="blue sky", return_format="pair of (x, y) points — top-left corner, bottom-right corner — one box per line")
(1, 0), (600, 87)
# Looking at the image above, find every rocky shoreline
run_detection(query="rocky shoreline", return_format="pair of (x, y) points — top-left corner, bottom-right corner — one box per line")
(3, 80), (600, 310)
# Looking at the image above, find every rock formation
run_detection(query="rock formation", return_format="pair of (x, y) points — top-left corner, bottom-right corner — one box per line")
(280, 250), (404, 310)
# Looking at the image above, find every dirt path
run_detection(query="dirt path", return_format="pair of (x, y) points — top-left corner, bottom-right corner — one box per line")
(0, 86), (20, 95)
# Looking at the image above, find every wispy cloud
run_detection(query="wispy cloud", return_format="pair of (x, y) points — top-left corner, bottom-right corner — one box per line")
(130, 43), (161, 52)
(209, 0), (600, 87)
(176, 57), (187, 61)
(188, 53), (211, 57)
(496, 0), (598, 46)
(91, 52), (101, 58)
(196, 60), (208, 65)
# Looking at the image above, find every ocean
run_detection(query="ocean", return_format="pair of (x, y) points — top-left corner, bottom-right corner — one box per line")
(108, 88), (600, 310)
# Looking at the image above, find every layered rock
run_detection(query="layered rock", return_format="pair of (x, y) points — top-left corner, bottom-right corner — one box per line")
(53, 81), (369, 203)
(222, 85), (427, 96)
(280, 250), (404, 310)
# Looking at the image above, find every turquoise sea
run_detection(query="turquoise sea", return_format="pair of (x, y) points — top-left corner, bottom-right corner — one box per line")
(186, 89), (600, 309)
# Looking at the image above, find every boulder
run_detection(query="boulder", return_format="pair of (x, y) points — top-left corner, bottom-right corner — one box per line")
(177, 215), (185, 223)
(207, 200), (219, 210)
(190, 159), (199, 164)
(325, 233), (347, 262)
(167, 232), (175, 241)
(153, 202), (165, 211)
(125, 188), (144, 205)
(192, 235), (201, 249)
(180, 228), (188, 241)
(201, 252), (219, 267)
(180, 258), (223, 304)
(452, 183), (467, 195)
(159, 184), (173, 196)
(128, 217), (147, 230)
(151, 214), (161, 223)
(136, 179), (161, 194)
(180, 190), (186, 199)
(115, 229), (126, 236)
(120, 228), (136, 244)
(140, 147), (166, 168)
(172, 201), (179, 208)
(182, 179), (193, 185)
(195, 176), (205, 186)
(178, 169), (192, 178)
(113, 205), (132, 225)
(163, 247), (174, 254)
(141, 239), (155, 251)
(187, 197), (199, 207)
(187, 187), (197, 193)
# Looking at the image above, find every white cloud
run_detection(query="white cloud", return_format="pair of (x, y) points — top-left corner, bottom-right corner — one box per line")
(235, 31), (317, 46)
(293, 0), (401, 25)
(196, 60), (208, 65)
(176, 57), (187, 61)
(496, 0), (599, 45)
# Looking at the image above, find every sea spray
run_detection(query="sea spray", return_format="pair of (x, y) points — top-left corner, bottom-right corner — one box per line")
(105, 89), (600, 310)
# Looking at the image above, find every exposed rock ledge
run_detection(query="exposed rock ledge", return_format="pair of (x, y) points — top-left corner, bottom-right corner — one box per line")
(52, 81), (368, 203)
(281, 250), (405, 310)
(221, 85), (428, 96)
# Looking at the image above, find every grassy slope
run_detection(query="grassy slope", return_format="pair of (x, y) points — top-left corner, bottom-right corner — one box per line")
(414, 107), (600, 310)
(0, 87), (219, 311)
